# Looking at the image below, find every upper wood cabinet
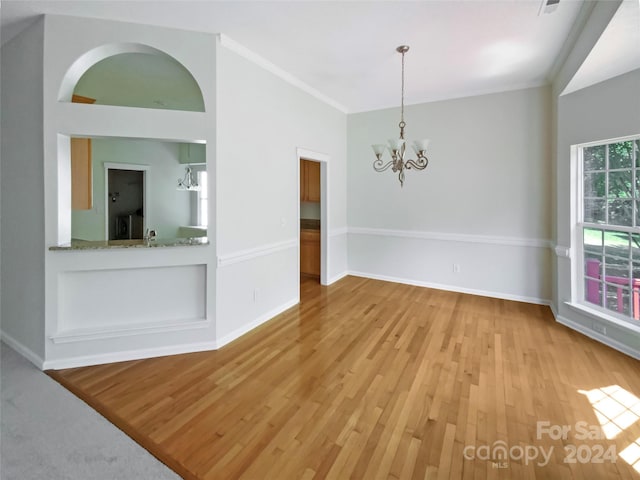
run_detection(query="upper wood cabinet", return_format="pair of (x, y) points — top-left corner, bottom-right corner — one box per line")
(71, 137), (92, 210)
(71, 95), (96, 210)
(300, 159), (320, 203)
(71, 94), (96, 105)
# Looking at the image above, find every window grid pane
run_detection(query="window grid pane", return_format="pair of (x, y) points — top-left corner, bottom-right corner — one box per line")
(580, 136), (640, 325)
(198, 171), (208, 227)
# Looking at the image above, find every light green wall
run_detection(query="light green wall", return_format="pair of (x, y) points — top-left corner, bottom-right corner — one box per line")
(72, 138), (199, 240)
(74, 52), (205, 112)
(179, 143), (206, 164)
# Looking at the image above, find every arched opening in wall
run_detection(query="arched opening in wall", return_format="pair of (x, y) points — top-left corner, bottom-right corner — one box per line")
(59, 44), (205, 112)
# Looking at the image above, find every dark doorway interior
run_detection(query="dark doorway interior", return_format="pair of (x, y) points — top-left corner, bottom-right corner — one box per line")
(108, 169), (144, 240)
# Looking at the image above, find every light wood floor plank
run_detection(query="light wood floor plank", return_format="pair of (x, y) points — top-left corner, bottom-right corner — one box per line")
(48, 276), (640, 479)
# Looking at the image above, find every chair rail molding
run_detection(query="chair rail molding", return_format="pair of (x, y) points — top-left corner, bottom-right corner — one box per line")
(217, 238), (297, 267)
(348, 226), (552, 249)
(554, 244), (571, 257)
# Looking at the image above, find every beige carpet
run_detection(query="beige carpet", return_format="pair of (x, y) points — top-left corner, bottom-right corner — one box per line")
(0, 343), (180, 480)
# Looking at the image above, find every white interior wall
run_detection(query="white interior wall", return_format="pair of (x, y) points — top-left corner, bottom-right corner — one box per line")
(215, 44), (347, 341)
(549, 0), (639, 358)
(40, 15), (218, 368)
(347, 86), (553, 302)
(0, 19), (47, 365)
(555, 69), (640, 357)
(1, 14), (348, 368)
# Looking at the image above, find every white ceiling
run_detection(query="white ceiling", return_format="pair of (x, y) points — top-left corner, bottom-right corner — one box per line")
(0, 0), (634, 113)
(563, 0), (640, 95)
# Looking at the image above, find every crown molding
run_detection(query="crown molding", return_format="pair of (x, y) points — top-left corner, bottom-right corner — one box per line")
(218, 34), (348, 114)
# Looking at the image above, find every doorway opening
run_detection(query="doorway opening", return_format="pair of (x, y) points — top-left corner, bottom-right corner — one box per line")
(297, 148), (329, 289)
(105, 164), (148, 240)
(300, 158), (321, 283)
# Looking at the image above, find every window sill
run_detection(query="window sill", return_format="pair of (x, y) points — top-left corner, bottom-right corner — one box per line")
(564, 301), (640, 334)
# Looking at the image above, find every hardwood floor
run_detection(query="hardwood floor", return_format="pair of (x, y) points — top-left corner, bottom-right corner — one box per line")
(48, 276), (640, 479)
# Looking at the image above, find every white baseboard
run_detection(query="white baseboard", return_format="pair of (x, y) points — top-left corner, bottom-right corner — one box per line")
(327, 271), (348, 285)
(347, 270), (551, 306)
(214, 298), (299, 349)
(554, 314), (640, 361)
(1, 331), (45, 369)
(42, 340), (220, 370)
(39, 299), (299, 370)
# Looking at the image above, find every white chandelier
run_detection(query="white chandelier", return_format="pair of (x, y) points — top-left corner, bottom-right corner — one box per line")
(372, 45), (430, 187)
(177, 166), (200, 191)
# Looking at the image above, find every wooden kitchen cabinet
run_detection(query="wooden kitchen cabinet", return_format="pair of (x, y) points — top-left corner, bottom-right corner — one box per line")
(300, 229), (320, 277)
(71, 137), (92, 210)
(300, 159), (320, 203)
(71, 95), (96, 210)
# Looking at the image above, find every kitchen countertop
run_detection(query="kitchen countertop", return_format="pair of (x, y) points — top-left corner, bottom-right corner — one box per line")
(300, 219), (320, 230)
(49, 237), (209, 251)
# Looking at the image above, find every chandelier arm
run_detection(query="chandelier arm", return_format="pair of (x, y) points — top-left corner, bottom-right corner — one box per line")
(373, 159), (395, 172)
(404, 157), (429, 170)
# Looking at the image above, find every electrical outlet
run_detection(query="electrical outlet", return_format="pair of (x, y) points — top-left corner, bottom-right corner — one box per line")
(453, 263), (461, 273)
(592, 323), (606, 335)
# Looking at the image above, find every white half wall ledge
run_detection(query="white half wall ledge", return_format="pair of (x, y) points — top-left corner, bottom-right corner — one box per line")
(347, 271), (552, 306)
(563, 301), (640, 335)
(57, 265), (207, 332)
(1, 332), (45, 370)
(348, 227), (552, 249)
(49, 318), (211, 344)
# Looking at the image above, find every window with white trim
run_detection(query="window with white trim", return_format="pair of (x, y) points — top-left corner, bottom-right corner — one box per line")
(197, 171), (208, 227)
(577, 135), (640, 324)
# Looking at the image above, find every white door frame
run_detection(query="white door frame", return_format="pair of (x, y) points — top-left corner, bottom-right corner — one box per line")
(297, 148), (329, 286)
(104, 162), (150, 241)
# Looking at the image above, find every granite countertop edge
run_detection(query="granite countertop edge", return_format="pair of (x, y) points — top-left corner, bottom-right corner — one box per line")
(50, 238), (210, 251)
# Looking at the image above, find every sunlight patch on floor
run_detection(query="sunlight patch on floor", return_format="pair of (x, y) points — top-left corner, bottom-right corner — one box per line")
(619, 437), (640, 474)
(579, 385), (640, 439)
(579, 385), (640, 473)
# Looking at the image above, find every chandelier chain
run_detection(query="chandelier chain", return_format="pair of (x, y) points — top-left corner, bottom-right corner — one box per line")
(401, 49), (405, 126)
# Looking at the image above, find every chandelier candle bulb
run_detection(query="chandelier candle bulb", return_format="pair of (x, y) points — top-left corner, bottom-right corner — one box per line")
(371, 45), (431, 187)
(372, 144), (386, 157)
(413, 139), (430, 154)
(388, 138), (405, 152)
